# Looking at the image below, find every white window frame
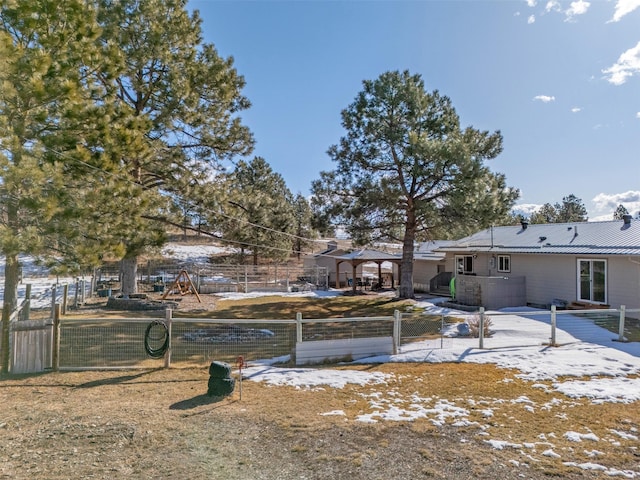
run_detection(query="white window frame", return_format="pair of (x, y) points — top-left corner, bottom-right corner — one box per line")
(455, 255), (474, 275)
(497, 255), (511, 273)
(577, 259), (607, 304)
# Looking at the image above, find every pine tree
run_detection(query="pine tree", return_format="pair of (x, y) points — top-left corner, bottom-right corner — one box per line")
(292, 194), (316, 259)
(555, 194), (588, 223)
(613, 204), (629, 220)
(312, 71), (518, 299)
(0, 0), (126, 371)
(94, 0), (254, 294)
(220, 157), (296, 265)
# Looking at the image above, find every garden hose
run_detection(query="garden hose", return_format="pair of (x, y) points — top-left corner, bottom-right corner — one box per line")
(144, 320), (169, 358)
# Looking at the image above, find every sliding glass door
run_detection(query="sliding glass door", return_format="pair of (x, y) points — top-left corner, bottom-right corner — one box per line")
(578, 259), (607, 304)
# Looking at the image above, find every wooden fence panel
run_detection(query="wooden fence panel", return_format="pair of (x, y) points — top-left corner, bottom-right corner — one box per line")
(11, 320), (53, 374)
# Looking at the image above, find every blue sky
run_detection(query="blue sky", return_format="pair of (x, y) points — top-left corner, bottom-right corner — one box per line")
(189, 0), (640, 221)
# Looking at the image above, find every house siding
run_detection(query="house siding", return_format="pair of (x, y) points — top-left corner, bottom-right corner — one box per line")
(412, 261), (445, 292)
(438, 220), (640, 311)
(476, 253), (640, 310)
(607, 256), (640, 311)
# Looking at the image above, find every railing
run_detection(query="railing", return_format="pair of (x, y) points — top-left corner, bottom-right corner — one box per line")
(429, 271), (453, 293)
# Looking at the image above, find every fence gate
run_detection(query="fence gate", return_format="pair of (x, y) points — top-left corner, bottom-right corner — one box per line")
(11, 319), (53, 374)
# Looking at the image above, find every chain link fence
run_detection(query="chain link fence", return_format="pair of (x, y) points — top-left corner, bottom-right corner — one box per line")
(95, 261), (328, 295)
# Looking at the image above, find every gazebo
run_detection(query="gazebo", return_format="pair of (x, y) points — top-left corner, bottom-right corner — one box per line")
(334, 249), (402, 293)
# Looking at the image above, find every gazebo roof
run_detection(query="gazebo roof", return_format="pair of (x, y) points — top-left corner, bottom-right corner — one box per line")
(334, 249), (401, 263)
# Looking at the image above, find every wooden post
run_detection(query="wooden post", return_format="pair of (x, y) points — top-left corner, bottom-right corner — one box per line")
(52, 304), (61, 371)
(73, 279), (80, 309)
(24, 284), (31, 321)
(50, 285), (57, 319)
(62, 284), (69, 315)
(164, 309), (172, 369)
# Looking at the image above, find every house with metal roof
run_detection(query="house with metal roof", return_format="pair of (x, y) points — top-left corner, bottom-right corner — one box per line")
(435, 215), (640, 311)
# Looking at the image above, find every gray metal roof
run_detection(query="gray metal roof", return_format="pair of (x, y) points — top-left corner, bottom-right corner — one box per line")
(335, 249), (402, 262)
(414, 240), (455, 261)
(436, 219), (640, 256)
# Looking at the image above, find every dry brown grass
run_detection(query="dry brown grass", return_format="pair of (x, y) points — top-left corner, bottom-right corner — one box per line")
(1, 362), (638, 479)
(8, 293), (639, 479)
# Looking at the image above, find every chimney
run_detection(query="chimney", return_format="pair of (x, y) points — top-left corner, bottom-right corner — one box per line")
(520, 220), (528, 230)
(623, 214), (632, 225)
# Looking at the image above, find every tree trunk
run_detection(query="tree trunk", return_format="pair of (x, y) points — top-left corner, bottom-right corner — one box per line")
(398, 212), (416, 299)
(1, 253), (20, 374)
(120, 256), (138, 298)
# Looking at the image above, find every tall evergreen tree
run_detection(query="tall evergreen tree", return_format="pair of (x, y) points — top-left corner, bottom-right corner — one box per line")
(529, 194), (588, 224)
(219, 157), (296, 265)
(94, 0), (254, 294)
(530, 203), (558, 224)
(312, 71), (518, 299)
(556, 194), (588, 223)
(0, 0), (134, 371)
(292, 194), (316, 259)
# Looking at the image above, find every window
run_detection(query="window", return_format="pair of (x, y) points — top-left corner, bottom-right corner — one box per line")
(497, 255), (511, 273)
(455, 255), (473, 275)
(577, 259), (607, 304)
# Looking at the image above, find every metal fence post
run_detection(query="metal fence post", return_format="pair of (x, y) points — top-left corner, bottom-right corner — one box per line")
(479, 307), (485, 349)
(393, 310), (401, 354)
(618, 305), (626, 342)
(164, 308), (173, 368)
(550, 305), (557, 346)
(296, 312), (303, 344)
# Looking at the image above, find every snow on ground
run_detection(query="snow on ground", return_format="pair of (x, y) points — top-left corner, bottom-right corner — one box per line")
(242, 297), (640, 477)
(7, 244), (640, 475)
(160, 242), (235, 263)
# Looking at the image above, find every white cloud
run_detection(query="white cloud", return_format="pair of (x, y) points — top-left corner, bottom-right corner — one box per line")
(565, 0), (591, 21)
(636, 112), (640, 119)
(533, 95), (555, 102)
(545, 0), (561, 12)
(603, 41), (640, 85)
(571, 107), (582, 113)
(609, 0), (640, 22)
(527, 0), (537, 7)
(528, 14), (536, 23)
(512, 203), (542, 218)
(592, 191), (640, 218)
